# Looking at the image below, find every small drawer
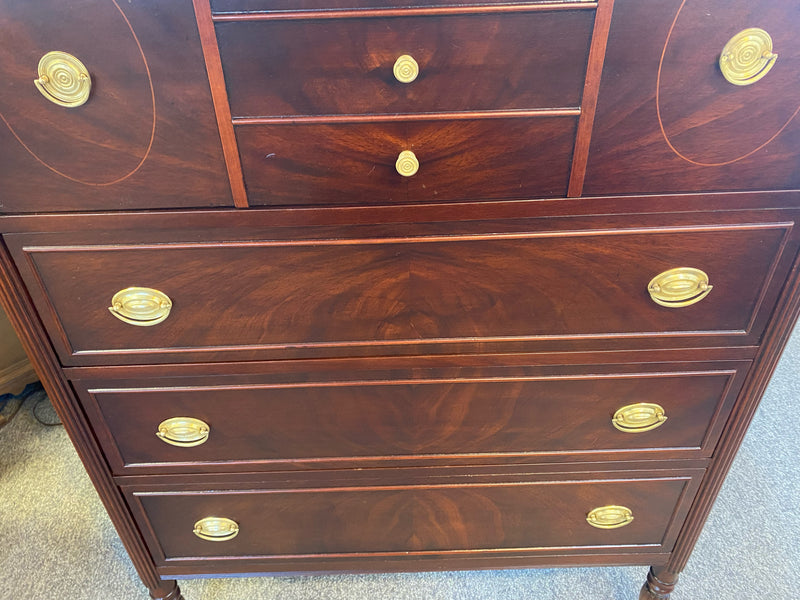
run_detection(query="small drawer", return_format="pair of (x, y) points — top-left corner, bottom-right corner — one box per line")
(124, 469), (703, 570)
(7, 209), (799, 364)
(216, 11), (593, 117)
(74, 359), (748, 475)
(236, 117), (578, 206)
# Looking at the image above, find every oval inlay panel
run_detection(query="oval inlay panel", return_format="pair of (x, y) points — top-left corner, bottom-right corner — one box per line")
(656, 0), (800, 166)
(0, 0), (155, 185)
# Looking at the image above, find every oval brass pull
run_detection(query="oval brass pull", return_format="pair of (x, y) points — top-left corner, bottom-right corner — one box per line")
(109, 287), (172, 326)
(193, 517), (239, 542)
(612, 403), (667, 434)
(156, 417), (210, 447)
(34, 51), (92, 107)
(647, 267), (712, 308)
(396, 150), (419, 177)
(393, 54), (419, 83)
(719, 28), (777, 86)
(586, 505), (634, 530)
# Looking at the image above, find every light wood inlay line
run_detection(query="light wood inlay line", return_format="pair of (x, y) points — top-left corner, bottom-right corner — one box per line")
(192, 0), (249, 208)
(568, 0), (615, 198)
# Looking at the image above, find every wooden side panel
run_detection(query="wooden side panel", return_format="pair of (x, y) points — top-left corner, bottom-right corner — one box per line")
(0, 0), (232, 212)
(583, 0), (800, 196)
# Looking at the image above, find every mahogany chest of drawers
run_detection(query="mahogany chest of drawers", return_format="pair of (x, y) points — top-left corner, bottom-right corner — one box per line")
(2, 1), (799, 598)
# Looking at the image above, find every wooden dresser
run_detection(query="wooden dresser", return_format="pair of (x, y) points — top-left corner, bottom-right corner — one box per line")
(2, 1), (799, 598)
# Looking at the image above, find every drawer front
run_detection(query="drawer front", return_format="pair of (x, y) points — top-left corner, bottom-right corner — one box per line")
(236, 117), (577, 206)
(9, 217), (797, 364)
(217, 11), (593, 117)
(0, 0), (232, 212)
(126, 471), (703, 567)
(584, 0), (800, 196)
(75, 360), (749, 474)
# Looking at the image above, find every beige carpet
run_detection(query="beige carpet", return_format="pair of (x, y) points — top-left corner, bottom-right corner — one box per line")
(1, 328), (798, 599)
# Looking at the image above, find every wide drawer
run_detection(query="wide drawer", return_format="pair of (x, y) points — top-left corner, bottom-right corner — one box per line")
(7, 210), (799, 364)
(74, 359), (748, 475)
(124, 469), (703, 572)
(217, 11), (593, 117)
(236, 117), (577, 206)
(212, 0), (592, 14)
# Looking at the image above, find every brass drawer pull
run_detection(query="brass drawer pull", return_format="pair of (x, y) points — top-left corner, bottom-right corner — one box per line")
(719, 28), (777, 86)
(193, 517), (239, 542)
(156, 417), (210, 447)
(396, 150), (419, 177)
(586, 505), (634, 530)
(109, 287), (172, 326)
(612, 403), (667, 433)
(393, 54), (419, 83)
(647, 267), (712, 308)
(34, 51), (92, 107)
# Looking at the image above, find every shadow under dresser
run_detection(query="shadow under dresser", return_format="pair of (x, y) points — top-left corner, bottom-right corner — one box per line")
(1, 1), (799, 598)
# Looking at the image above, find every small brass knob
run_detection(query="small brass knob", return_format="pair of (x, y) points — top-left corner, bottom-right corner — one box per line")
(396, 150), (419, 177)
(156, 417), (210, 447)
(193, 517), (239, 542)
(612, 403), (667, 433)
(719, 28), (777, 86)
(647, 267), (712, 308)
(34, 51), (92, 107)
(586, 505), (634, 529)
(393, 55), (419, 83)
(109, 287), (172, 326)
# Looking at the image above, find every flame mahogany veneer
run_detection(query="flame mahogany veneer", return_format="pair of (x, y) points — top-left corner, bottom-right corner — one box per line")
(1, 1), (800, 599)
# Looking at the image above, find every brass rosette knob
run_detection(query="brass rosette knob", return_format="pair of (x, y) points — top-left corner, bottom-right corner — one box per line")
(647, 267), (712, 308)
(34, 51), (92, 107)
(719, 28), (778, 86)
(193, 517), (240, 542)
(393, 54), (419, 83)
(396, 150), (419, 177)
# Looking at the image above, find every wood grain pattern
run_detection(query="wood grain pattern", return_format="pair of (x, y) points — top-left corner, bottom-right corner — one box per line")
(216, 11), (593, 117)
(0, 0), (231, 213)
(73, 360), (748, 474)
(236, 117), (577, 205)
(7, 220), (795, 365)
(127, 472), (701, 564)
(583, 0), (800, 195)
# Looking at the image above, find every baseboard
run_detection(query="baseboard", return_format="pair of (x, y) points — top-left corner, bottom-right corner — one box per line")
(0, 358), (37, 396)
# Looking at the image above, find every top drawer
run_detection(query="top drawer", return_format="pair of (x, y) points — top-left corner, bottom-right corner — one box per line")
(216, 10), (594, 117)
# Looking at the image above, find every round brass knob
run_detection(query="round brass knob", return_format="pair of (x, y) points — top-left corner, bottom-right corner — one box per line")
(193, 517), (239, 542)
(647, 267), (712, 308)
(719, 28), (777, 86)
(395, 150), (419, 177)
(612, 403), (667, 433)
(34, 51), (92, 107)
(586, 505), (634, 530)
(393, 55), (419, 84)
(109, 287), (172, 326)
(156, 417), (210, 447)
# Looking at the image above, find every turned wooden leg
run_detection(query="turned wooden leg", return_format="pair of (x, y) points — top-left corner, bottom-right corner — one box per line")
(149, 580), (184, 600)
(639, 567), (679, 600)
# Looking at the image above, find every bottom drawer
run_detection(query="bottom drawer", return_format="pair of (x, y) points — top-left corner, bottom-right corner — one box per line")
(125, 469), (703, 573)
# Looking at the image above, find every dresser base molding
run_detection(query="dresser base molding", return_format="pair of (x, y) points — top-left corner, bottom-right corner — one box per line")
(639, 567), (678, 600)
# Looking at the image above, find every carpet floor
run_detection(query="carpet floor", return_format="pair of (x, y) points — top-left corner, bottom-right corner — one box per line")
(1, 327), (798, 600)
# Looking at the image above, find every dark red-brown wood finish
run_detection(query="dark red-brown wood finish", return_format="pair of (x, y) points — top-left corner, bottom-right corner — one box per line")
(1, 1), (799, 599)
